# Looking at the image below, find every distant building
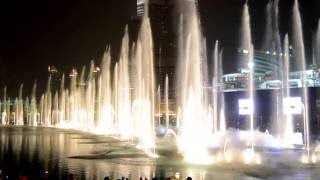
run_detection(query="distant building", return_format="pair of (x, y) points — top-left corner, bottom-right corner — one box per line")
(136, 0), (145, 18)
(237, 49), (282, 76)
(132, 0), (182, 100)
(48, 65), (62, 92)
(132, 0), (190, 122)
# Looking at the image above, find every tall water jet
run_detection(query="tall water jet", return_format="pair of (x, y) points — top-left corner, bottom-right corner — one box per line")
(132, 4), (156, 151)
(1, 87), (8, 125)
(212, 41), (219, 133)
(16, 84), (24, 125)
(52, 92), (59, 125)
(239, 3), (252, 54)
(212, 41), (225, 133)
(218, 50), (226, 133)
(248, 45), (255, 150)
(77, 66), (86, 130)
(281, 34), (295, 146)
(30, 82), (38, 126)
(116, 27), (133, 139)
(13, 98), (18, 124)
(39, 94), (44, 125)
(240, 2), (255, 149)
(156, 86), (161, 126)
(264, 0), (282, 135)
(263, 2), (273, 52)
(58, 75), (65, 126)
(65, 89), (70, 123)
(97, 48), (113, 134)
(263, 0), (281, 54)
(292, 0), (310, 158)
(44, 77), (52, 126)
(0, 98), (1, 122)
(24, 97), (30, 125)
(314, 20), (320, 65)
(165, 74), (169, 128)
(177, 1), (212, 164)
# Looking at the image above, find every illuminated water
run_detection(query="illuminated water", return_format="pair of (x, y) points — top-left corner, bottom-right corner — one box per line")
(0, 0), (317, 169)
(1, 127), (320, 180)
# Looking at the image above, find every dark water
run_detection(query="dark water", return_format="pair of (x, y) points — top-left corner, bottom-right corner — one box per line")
(0, 126), (320, 180)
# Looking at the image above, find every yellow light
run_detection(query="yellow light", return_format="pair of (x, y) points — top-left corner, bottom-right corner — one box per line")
(311, 154), (317, 163)
(242, 149), (261, 165)
(242, 149), (254, 164)
(224, 151), (233, 163)
(301, 154), (309, 164)
(174, 172), (180, 179)
(255, 154), (261, 165)
(216, 153), (223, 162)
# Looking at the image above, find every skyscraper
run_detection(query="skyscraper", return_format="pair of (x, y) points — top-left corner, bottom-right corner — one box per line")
(136, 0), (145, 18)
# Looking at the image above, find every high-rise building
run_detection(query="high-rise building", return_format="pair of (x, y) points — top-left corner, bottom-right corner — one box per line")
(48, 65), (62, 92)
(131, 0), (199, 120)
(136, 0), (145, 18)
(133, 0), (180, 98)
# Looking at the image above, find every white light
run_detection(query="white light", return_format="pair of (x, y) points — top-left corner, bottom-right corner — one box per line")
(242, 149), (254, 164)
(242, 149), (261, 165)
(283, 97), (302, 115)
(243, 49), (249, 54)
(239, 99), (254, 115)
(174, 173), (180, 179)
(312, 154), (317, 163)
(301, 154), (309, 164)
(248, 62), (254, 69)
(224, 151), (233, 163)
(255, 154), (261, 164)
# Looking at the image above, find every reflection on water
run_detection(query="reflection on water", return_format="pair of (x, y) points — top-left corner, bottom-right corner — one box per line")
(0, 127), (320, 179)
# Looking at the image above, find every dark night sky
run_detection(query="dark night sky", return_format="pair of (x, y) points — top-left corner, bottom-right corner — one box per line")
(0, 0), (318, 97)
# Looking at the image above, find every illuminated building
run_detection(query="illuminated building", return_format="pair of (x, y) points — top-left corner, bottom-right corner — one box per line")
(48, 65), (62, 92)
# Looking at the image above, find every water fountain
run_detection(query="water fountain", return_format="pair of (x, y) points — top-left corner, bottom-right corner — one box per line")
(175, 1), (214, 164)
(0, 0), (318, 168)
(292, 0), (311, 162)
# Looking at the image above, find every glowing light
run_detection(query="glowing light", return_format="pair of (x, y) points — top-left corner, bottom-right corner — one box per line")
(242, 149), (254, 164)
(301, 154), (309, 164)
(174, 173), (180, 179)
(255, 154), (261, 165)
(248, 62), (254, 69)
(311, 154), (317, 163)
(216, 152), (223, 162)
(224, 151), (233, 163)
(242, 149), (261, 165)
(178, 88), (213, 165)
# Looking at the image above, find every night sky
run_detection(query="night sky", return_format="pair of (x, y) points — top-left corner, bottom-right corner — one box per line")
(0, 0), (319, 97)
